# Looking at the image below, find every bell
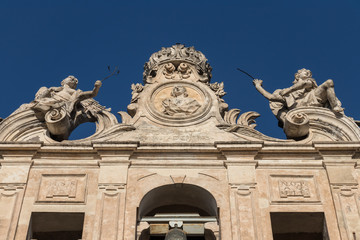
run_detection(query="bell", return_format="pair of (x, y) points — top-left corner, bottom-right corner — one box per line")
(164, 226), (187, 240)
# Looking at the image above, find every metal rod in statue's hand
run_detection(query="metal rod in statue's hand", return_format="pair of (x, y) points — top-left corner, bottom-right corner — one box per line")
(101, 66), (120, 82)
(236, 68), (256, 80)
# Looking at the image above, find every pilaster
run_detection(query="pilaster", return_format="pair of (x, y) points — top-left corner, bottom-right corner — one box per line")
(92, 142), (137, 240)
(216, 142), (262, 240)
(0, 143), (41, 240)
(315, 142), (360, 240)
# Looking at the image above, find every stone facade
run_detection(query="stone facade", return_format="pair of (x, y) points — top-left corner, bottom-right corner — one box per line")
(0, 44), (359, 239)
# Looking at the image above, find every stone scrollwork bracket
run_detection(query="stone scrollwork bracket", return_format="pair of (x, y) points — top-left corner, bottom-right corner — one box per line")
(223, 109), (260, 128)
(283, 110), (310, 139)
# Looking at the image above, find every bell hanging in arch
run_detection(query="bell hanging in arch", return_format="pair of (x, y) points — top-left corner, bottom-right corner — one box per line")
(164, 225), (187, 240)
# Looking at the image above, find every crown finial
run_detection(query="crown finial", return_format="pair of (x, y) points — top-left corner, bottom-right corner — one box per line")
(143, 44), (212, 83)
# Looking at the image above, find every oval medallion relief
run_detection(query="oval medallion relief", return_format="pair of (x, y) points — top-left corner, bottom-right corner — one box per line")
(146, 82), (211, 126)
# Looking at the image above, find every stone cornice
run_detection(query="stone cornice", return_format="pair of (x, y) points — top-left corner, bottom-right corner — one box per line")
(0, 141), (359, 169)
(0, 142), (42, 163)
(314, 141), (360, 164)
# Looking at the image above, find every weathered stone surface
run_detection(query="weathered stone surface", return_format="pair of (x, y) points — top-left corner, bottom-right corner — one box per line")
(253, 68), (351, 139)
(0, 45), (359, 239)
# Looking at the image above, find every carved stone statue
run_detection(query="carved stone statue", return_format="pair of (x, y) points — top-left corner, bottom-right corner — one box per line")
(253, 68), (343, 123)
(162, 86), (201, 116)
(253, 68), (344, 139)
(30, 76), (101, 114)
(27, 76), (104, 141)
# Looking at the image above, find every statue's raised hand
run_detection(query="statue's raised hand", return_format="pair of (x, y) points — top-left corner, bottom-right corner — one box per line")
(95, 80), (102, 88)
(253, 79), (263, 87)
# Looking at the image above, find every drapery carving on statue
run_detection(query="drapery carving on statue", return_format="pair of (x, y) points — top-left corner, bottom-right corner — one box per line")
(162, 86), (201, 116)
(22, 76), (113, 141)
(253, 68), (344, 139)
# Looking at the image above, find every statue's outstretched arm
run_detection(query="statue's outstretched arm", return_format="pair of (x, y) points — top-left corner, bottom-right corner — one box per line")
(253, 79), (284, 102)
(49, 86), (63, 92)
(280, 80), (312, 96)
(78, 80), (102, 101)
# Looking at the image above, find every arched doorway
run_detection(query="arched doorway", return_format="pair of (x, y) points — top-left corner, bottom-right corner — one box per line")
(137, 184), (219, 240)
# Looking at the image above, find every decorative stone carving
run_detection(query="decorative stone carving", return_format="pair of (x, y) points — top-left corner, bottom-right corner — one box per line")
(279, 180), (310, 198)
(2, 44), (360, 145)
(209, 82), (226, 98)
(46, 179), (77, 198)
(286, 107), (360, 141)
(131, 83), (145, 103)
(222, 109), (260, 128)
(269, 175), (320, 204)
(283, 111), (310, 139)
(253, 68), (345, 139)
(36, 174), (87, 203)
(0, 76), (122, 142)
(127, 83), (145, 117)
(209, 82), (228, 116)
(162, 86), (201, 116)
(144, 81), (212, 127)
(29, 76), (105, 140)
(162, 62), (192, 80)
(143, 44), (212, 84)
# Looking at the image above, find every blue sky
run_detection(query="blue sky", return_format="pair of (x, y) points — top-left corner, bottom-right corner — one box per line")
(1, 1), (359, 139)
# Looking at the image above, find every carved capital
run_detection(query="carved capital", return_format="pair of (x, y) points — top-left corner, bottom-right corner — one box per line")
(332, 184), (358, 194)
(98, 184), (126, 192)
(230, 183), (256, 196)
(0, 183), (25, 192)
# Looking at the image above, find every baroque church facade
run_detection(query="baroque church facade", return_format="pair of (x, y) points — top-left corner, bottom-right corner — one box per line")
(0, 44), (359, 239)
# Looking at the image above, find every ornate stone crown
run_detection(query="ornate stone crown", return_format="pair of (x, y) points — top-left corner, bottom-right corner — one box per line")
(143, 44), (212, 82)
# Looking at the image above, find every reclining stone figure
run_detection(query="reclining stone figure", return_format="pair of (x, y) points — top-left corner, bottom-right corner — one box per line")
(28, 76), (103, 141)
(253, 68), (343, 123)
(253, 68), (344, 139)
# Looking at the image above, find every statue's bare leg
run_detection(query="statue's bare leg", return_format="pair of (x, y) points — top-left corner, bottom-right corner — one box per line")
(314, 79), (343, 112)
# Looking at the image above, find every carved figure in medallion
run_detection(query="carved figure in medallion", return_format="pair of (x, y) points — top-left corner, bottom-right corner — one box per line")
(253, 68), (343, 126)
(162, 86), (201, 116)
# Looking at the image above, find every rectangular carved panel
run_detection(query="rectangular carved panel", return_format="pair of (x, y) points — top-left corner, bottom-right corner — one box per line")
(36, 174), (87, 203)
(269, 175), (320, 204)
(279, 180), (311, 198)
